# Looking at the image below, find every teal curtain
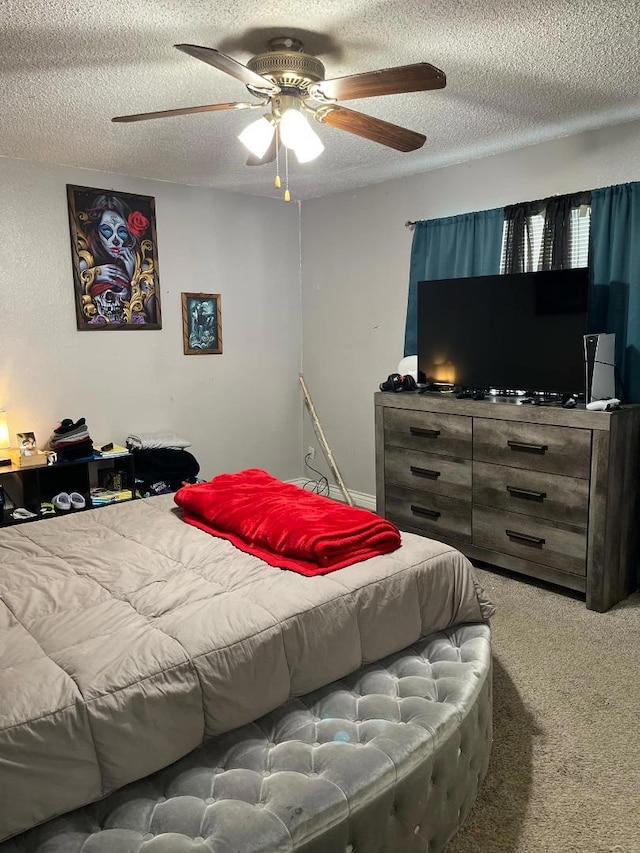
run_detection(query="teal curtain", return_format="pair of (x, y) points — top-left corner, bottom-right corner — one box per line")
(590, 182), (640, 402)
(404, 208), (504, 356)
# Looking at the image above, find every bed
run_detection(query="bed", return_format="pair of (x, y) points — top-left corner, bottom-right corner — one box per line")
(2, 623), (492, 853)
(0, 493), (493, 841)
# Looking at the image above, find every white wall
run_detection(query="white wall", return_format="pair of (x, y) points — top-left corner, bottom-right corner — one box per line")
(0, 157), (302, 480)
(300, 118), (640, 496)
(4, 117), (640, 494)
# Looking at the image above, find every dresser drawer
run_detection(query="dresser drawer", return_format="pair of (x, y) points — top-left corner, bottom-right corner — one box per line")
(386, 484), (471, 542)
(385, 446), (472, 501)
(473, 505), (587, 576)
(384, 408), (472, 459)
(473, 418), (592, 478)
(473, 461), (590, 527)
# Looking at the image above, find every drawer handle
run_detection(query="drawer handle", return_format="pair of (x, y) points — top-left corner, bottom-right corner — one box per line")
(411, 504), (441, 520)
(507, 440), (548, 454)
(505, 529), (546, 547)
(506, 485), (547, 502)
(410, 465), (441, 480)
(410, 427), (441, 439)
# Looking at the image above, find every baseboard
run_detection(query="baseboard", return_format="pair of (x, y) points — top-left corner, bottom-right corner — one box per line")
(328, 485), (377, 511)
(288, 478), (376, 511)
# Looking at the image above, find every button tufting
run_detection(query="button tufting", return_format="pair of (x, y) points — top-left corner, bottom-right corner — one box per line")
(333, 730), (351, 743)
(16, 623), (491, 853)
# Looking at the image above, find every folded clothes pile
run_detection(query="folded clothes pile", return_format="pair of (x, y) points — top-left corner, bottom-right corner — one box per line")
(47, 417), (94, 462)
(126, 430), (191, 450)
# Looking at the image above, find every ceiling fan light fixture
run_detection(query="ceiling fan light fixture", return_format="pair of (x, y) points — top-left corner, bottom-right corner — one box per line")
(279, 108), (324, 163)
(238, 116), (275, 158)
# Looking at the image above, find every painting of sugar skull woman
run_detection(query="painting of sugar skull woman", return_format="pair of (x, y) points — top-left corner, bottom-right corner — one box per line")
(67, 185), (162, 330)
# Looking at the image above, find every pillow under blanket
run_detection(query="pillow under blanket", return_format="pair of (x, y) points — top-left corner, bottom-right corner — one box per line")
(174, 468), (401, 575)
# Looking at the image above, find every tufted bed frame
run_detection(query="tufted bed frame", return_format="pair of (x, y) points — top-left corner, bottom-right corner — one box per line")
(0, 494), (494, 851)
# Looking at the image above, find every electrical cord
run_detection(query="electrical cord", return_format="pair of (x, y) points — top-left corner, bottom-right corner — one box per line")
(301, 452), (330, 496)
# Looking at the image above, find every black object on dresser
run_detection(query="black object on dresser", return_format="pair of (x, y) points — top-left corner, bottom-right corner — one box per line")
(375, 392), (640, 612)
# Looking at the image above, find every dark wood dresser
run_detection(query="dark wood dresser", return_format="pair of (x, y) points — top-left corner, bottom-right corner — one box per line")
(375, 392), (640, 611)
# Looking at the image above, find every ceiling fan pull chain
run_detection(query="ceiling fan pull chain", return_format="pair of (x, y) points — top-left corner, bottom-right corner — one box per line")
(284, 145), (291, 202)
(274, 124), (282, 189)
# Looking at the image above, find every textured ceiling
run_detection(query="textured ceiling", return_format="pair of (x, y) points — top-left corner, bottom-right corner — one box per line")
(2, 0), (640, 200)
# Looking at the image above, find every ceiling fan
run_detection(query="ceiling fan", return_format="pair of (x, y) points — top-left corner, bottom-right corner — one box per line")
(112, 37), (446, 167)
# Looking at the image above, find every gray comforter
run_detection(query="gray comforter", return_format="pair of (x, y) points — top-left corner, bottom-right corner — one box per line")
(0, 495), (494, 841)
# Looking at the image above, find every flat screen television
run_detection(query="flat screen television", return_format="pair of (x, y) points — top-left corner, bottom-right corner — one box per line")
(417, 268), (590, 395)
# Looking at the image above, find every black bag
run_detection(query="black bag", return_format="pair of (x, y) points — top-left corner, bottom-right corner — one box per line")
(132, 448), (200, 495)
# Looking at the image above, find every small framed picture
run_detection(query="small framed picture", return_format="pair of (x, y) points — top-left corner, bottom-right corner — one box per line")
(181, 293), (223, 355)
(17, 432), (38, 456)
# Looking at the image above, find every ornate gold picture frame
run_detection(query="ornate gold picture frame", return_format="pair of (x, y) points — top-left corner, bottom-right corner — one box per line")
(67, 184), (162, 330)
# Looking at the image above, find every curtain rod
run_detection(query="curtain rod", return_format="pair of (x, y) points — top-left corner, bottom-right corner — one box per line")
(405, 189), (591, 232)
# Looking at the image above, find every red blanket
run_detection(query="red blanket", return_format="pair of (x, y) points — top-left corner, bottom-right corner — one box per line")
(174, 468), (401, 575)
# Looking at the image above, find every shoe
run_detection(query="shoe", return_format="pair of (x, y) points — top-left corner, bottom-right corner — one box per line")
(11, 507), (38, 520)
(52, 492), (71, 511)
(69, 492), (86, 510)
(40, 501), (55, 516)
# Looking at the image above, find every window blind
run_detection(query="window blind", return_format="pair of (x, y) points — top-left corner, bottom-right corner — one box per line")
(568, 204), (591, 268)
(501, 196), (591, 273)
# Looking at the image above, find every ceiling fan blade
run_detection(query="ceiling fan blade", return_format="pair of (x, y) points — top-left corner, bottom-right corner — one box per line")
(112, 102), (257, 123)
(246, 134), (279, 166)
(175, 44), (279, 94)
(313, 63), (445, 101)
(318, 106), (426, 152)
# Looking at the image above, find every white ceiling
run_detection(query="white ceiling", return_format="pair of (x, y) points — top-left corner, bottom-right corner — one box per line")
(2, 0), (639, 201)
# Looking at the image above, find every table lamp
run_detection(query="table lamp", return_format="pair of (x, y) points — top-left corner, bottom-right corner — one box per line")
(0, 410), (11, 467)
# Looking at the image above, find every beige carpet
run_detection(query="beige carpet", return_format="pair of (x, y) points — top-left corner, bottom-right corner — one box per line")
(447, 566), (640, 853)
